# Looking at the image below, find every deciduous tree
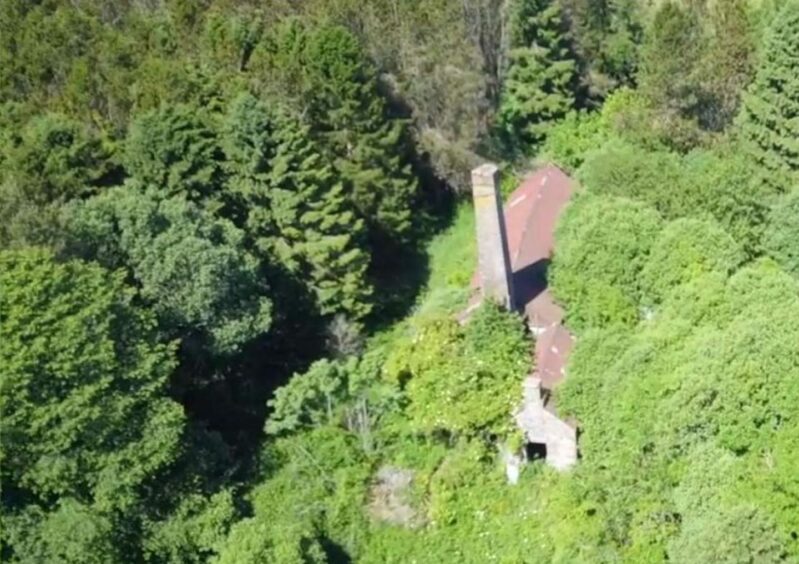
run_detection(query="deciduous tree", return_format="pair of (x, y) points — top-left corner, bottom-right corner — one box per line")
(385, 304), (530, 436)
(550, 194), (663, 330)
(63, 185), (272, 354)
(3, 499), (124, 564)
(640, 217), (744, 306)
(763, 189), (799, 278)
(0, 248), (184, 509)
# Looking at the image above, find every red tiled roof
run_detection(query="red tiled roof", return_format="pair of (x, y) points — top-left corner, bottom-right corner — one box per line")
(525, 290), (565, 331)
(508, 166), (574, 391)
(473, 164), (576, 391)
(534, 324), (574, 391)
(506, 165), (573, 273)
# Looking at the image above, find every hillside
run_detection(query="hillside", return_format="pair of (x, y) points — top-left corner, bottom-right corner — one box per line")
(2, 1), (799, 562)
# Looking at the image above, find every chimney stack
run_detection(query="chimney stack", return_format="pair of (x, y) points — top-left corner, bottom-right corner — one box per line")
(471, 163), (515, 310)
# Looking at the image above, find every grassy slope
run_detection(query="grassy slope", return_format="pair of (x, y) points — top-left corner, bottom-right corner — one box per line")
(363, 203), (476, 354)
(415, 203), (477, 316)
(355, 204), (583, 563)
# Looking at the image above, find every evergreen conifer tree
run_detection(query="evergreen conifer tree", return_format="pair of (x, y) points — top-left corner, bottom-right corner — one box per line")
(222, 94), (373, 320)
(638, 2), (703, 114)
(276, 24), (418, 241)
(0, 113), (111, 249)
(565, 0), (642, 98)
(124, 104), (224, 201)
(221, 93), (278, 233)
(699, 0), (755, 131)
(268, 113), (374, 320)
(630, 0), (753, 147)
(736, 2), (799, 193)
(498, 0), (577, 148)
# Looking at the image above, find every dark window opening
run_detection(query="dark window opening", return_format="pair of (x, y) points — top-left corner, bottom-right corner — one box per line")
(525, 442), (547, 461)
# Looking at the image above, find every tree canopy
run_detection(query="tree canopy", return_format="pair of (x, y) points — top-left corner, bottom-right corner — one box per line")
(384, 303), (530, 436)
(3, 0), (799, 562)
(499, 0), (577, 149)
(737, 0), (799, 194)
(0, 249), (184, 509)
(63, 186), (272, 355)
(550, 193), (662, 330)
(640, 217), (744, 306)
(0, 248), (186, 560)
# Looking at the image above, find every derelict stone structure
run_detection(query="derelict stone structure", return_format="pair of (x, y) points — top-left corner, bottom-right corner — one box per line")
(471, 164), (515, 310)
(470, 164), (579, 474)
(515, 377), (577, 471)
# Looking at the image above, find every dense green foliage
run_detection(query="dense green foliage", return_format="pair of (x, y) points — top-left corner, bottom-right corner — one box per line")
(384, 304), (530, 436)
(263, 22), (419, 242)
(737, 0), (799, 193)
(563, 0), (642, 98)
(63, 185), (273, 354)
(558, 261), (799, 560)
(606, 0), (755, 150)
(125, 105), (224, 202)
(579, 139), (770, 255)
(3, 0), (799, 562)
(0, 113), (109, 248)
(222, 93), (374, 320)
(763, 189), (799, 277)
(639, 217), (745, 306)
(550, 193), (662, 329)
(499, 0), (577, 149)
(539, 109), (608, 171)
(0, 249), (183, 507)
(638, 1), (706, 143)
(0, 249), (185, 559)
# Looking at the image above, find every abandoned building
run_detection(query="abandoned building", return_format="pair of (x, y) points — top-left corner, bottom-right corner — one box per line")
(470, 163), (578, 473)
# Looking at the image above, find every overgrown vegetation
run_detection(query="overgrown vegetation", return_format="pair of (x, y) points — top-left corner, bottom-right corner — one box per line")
(2, 0), (799, 562)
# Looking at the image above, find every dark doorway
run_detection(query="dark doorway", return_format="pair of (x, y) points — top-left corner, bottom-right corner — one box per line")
(525, 442), (548, 461)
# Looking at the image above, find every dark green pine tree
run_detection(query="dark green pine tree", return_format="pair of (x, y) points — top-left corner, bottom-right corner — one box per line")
(498, 0), (577, 148)
(736, 2), (799, 194)
(221, 93), (278, 235)
(566, 0), (642, 98)
(124, 103), (224, 202)
(636, 1), (706, 148)
(699, 0), (755, 132)
(222, 93), (373, 320)
(300, 25), (418, 242)
(268, 114), (374, 321)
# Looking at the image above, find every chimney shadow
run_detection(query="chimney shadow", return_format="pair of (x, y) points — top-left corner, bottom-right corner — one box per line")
(512, 258), (550, 310)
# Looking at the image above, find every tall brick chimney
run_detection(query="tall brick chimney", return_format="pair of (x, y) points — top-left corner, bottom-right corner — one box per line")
(471, 163), (515, 310)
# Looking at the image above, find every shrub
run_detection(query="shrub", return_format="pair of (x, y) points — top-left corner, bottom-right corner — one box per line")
(640, 217), (744, 305)
(550, 193), (663, 330)
(540, 110), (608, 172)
